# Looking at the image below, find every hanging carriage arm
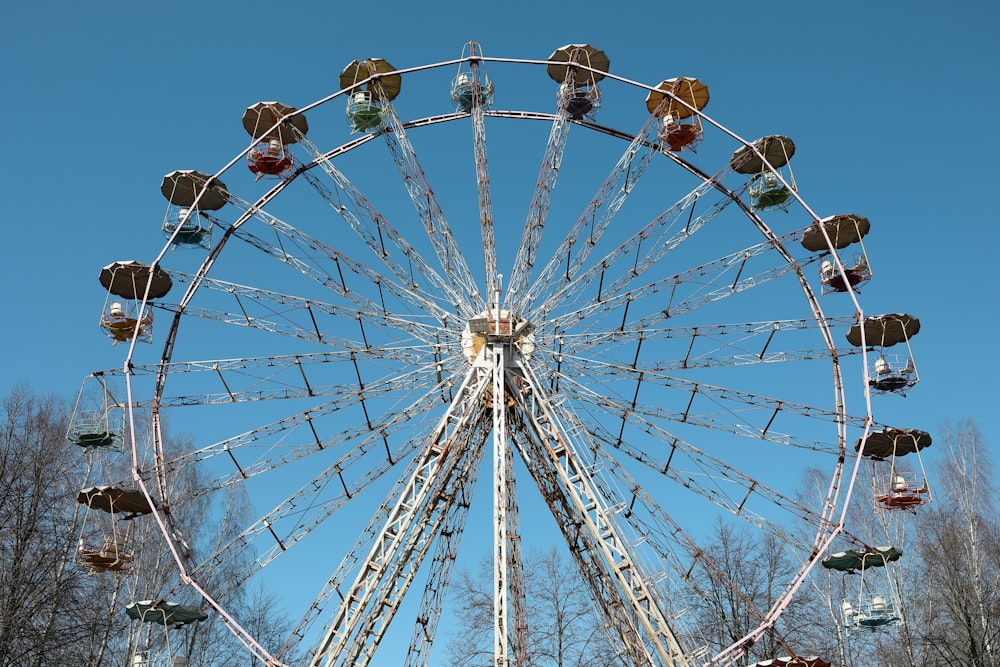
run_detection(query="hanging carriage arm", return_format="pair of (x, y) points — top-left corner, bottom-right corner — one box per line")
(292, 131), (467, 315)
(467, 58), (499, 297)
(340, 417), (491, 667)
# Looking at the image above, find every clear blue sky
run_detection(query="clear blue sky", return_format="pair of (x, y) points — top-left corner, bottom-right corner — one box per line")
(2, 0), (997, 663)
(3, 1), (995, 436)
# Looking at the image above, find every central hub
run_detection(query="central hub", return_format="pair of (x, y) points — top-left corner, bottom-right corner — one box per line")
(461, 309), (535, 362)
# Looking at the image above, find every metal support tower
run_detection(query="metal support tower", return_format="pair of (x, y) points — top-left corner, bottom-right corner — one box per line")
(508, 356), (693, 667)
(307, 368), (491, 667)
(492, 327), (510, 667)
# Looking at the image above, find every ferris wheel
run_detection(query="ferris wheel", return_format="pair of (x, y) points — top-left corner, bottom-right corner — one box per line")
(80, 43), (912, 667)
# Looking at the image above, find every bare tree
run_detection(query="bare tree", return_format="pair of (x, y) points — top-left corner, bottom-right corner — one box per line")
(687, 518), (810, 665)
(885, 419), (1000, 667)
(793, 420), (1000, 667)
(0, 384), (298, 666)
(791, 462), (925, 667)
(0, 385), (88, 666)
(445, 546), (626, 667)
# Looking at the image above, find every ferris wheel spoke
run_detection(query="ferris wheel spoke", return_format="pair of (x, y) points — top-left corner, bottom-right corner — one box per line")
(532, 377), (827, 551)
(505, 108), (573, 304)
(214, 366), (486, 598)
(297, 172), (460, 313)
(226, 203), (452, 322)
(279, 415), (481, 662)
(535, 174), (735, 318)
(556, 370), (850, 453)
(167, 271), (456, 360)
(152, 301), (439, 356)
(564, 344), (859, 372)
(567, 400), (832, 546)
(290, 133), (467, 312)
(138, 353), (435, 408)
(557, 322), (864, 372)
(223, 190), (407, 311)
(379, 98), (482, 312)
(123, 348), (443, 392)
(557, 316), (859, 359)
(531, 400), (710, 584)
(463, 57), (499, 297)
(280, 446), (424, 659)
(199, 432), (431, 596)
(551, 236), (818, 334)
(158, 383), (447, 504)
(586, 445), (803, 658)
(190, 382), (457, 592)
(519, 112), (662, 313)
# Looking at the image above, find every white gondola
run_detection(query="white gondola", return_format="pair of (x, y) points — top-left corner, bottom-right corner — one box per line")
(828, 545), (904, 632)
(98, 260), (171, 344)
(869, 352), (918, 395)
(242, 102), (307, 180)
(340, 58), (400, 133)
(547, 44), (608, 121)
(67, 373), (124, 450)
(856, 427), (932, 512)
(159, 170), (227, 249)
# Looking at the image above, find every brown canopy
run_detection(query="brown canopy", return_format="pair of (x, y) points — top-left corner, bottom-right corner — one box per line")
(78, 485), (155, 516)
(855, 427), (932, 458)
(99, 261), (172, 300)
(339, 58), (401, 100)
(846, 313), (920, 348)
(800, 214), (871, 251)
(159, 170), (228, 210)
(731, 135), (796, 174)
(645, 77), (709, 119)
(242, 101), (308, 144)
(546, 44), (610, 85)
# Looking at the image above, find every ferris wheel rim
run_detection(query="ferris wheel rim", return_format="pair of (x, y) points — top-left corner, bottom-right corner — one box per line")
(110, 49), (873, 667)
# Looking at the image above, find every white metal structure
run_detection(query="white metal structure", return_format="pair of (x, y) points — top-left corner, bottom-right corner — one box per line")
(95, 45), (881, 666)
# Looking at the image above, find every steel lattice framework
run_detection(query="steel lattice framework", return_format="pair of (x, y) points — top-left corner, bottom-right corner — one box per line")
(85, 46), (891, 667)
